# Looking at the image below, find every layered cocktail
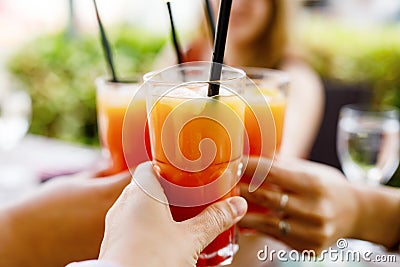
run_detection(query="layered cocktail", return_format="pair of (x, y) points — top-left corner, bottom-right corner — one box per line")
(145, 62), (246, 266)
(96, 78), (149, 176)
(242, 68), (289, 213)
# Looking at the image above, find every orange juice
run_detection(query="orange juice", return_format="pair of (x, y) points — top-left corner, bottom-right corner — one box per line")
(96, 79), (149, 176)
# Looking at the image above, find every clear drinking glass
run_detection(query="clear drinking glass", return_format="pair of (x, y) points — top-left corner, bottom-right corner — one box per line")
(0, 89), (31, 150)
(337, 104), (400, 185)
(240, 67), (290, 230)
(143, 62), (246, 266)
(0, 80), (34, 205)
(242, 67), (290, 159)
(95, 77), (149, 176)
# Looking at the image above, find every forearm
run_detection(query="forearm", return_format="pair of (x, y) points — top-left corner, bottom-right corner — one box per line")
(0, 202), (51, 266)
(352, 185), (400, 249)
(0, 210), (12, 260)
(0, 207), (28, 266)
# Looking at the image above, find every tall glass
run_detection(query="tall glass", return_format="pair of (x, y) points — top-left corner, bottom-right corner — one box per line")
(241, 67), (289, 213)
(95, 77), (149, 176)
(337, 104), (400, 185)
(0, 78), (34, 205)
(144, 62), (246, 266)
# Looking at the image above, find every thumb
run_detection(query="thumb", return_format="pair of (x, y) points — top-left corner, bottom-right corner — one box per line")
(183, 196), (247, 252)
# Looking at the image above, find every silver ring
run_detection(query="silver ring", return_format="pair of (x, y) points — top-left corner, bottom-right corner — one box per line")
(279, 193), (289, 211)
(279, 220), (291, 236)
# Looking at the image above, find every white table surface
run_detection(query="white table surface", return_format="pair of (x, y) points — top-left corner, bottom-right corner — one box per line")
(0, 135), (101, 205)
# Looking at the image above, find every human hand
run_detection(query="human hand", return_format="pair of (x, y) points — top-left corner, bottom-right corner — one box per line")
(0, 171), (131, 267)
(99, 162), (247, 267)
(240, 157), (359, 253)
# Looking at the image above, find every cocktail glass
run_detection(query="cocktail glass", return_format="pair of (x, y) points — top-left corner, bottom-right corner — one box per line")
(144, 62), (246, 266)
(96, 77), (150, 176)
(242, 67), (289, 214)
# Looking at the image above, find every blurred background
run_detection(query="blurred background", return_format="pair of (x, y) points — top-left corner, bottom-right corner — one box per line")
(0, 0), (400, 186)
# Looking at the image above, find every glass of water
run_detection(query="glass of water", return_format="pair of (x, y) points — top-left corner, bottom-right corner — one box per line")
(0, 78), (34, 205)
(0, 89), (31, 150)
(337, 104), (400, 185)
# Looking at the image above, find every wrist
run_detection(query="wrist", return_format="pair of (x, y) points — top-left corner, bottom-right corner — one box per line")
(348, 184), (364, 240)
(351, 185), (400, 248)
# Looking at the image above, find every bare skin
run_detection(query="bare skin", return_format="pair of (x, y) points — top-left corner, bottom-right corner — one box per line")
(0, 172), (131, 267)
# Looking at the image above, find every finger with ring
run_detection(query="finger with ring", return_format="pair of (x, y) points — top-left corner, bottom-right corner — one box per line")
(279, 193), (289, 211)
(279, 219), (291, 236)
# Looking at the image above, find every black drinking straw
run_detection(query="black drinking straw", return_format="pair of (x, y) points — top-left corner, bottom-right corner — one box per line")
(208, 0), (232, 97)
(166, 1), (184, 64)
(204, 0), (216, 43)
(93, 0), (118, 82)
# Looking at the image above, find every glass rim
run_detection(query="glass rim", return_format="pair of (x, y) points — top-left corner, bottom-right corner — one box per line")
(148, 82), (245, 100)
(240, 66), (291, 84)
(143, 61), (246, 85)
(95, 75), (143, 86)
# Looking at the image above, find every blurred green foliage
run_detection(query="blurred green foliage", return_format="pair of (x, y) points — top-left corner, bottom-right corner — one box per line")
(7, 27), (165, 145)
(302, 18), (400, 108)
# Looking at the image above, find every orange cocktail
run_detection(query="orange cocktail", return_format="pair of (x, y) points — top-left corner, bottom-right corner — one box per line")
(96, 78), (149, 176)
(145, 62), (245, 266)
(242, 68), (289, 213)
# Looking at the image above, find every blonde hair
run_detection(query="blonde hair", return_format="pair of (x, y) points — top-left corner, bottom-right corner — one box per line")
(190, 0), (298, 68)
(254, 0), (289, 68)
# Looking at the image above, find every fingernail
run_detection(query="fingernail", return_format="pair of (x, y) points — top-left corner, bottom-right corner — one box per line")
(228, 197), (247, 217)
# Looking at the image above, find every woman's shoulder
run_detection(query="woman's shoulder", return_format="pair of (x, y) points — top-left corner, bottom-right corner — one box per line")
(280, 55), (321, 84)
(280, 54), (314, 72)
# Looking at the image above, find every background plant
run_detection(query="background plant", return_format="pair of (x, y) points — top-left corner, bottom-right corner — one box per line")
(7, 27), (165, 145)
(301, 17), (400, 108)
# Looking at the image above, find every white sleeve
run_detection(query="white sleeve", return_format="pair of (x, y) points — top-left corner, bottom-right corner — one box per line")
(66, 260), (122, 267)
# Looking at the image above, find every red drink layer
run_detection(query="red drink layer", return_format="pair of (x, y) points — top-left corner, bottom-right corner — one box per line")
(157, 159), (241, 266)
